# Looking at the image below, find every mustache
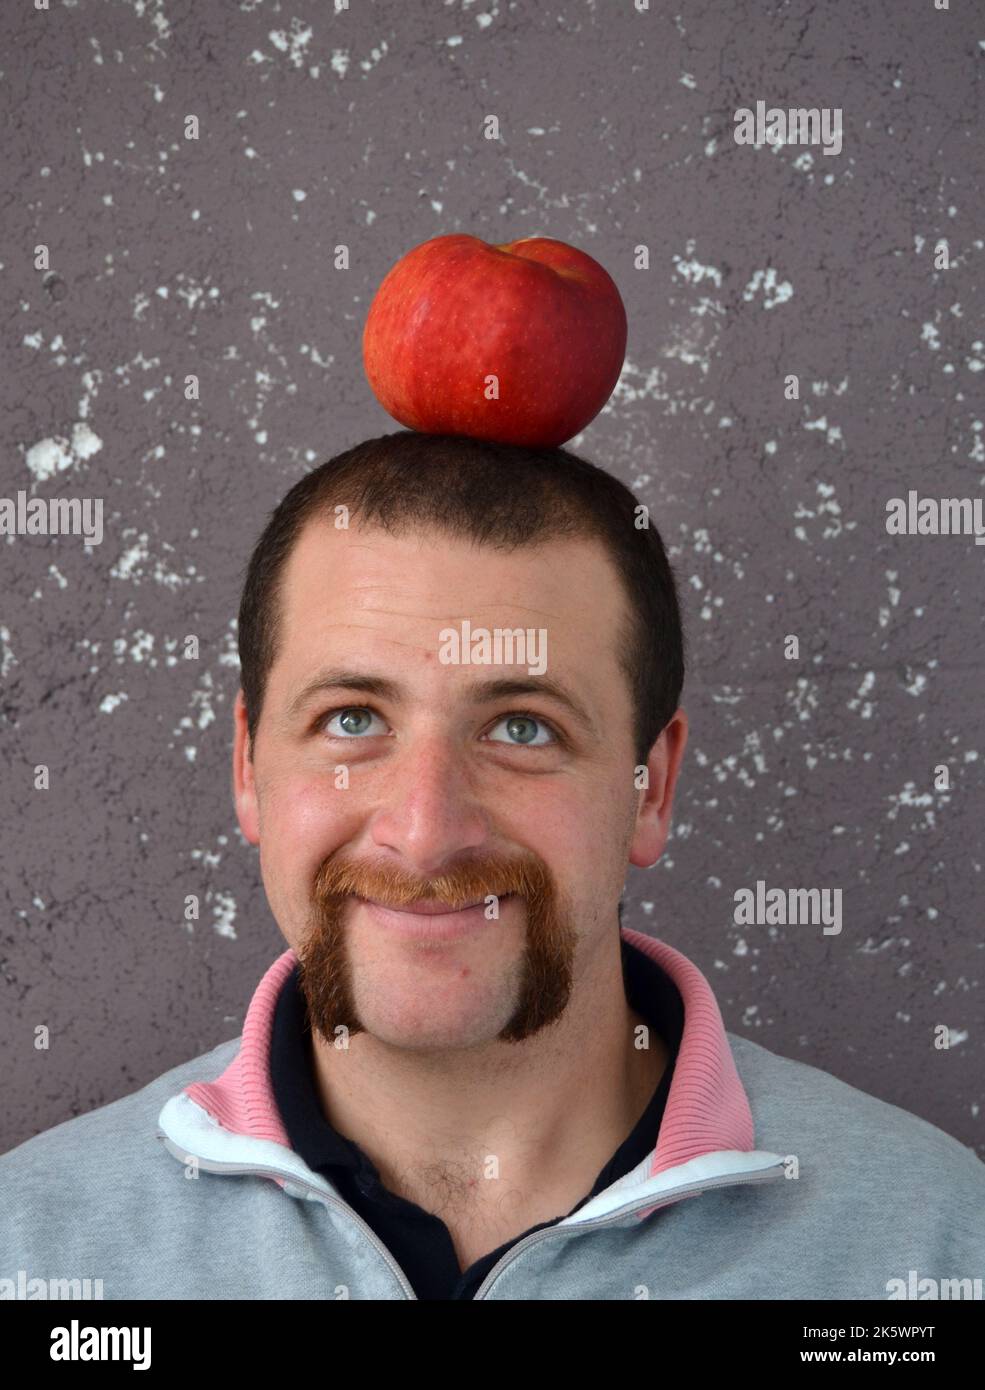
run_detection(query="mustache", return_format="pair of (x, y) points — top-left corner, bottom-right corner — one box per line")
(300, 848), (574, 1045)
(312, 850), (553, 914)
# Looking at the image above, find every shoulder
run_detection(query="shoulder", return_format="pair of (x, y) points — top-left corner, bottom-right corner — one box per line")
(0, 1038), (250, 1296)
(0, 1038), (240, 1186)
(727, 1030), (985, 1205)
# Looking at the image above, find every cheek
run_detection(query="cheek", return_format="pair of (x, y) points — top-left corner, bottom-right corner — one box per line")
(256, 772), (357, 891)
(506, 790), (597, 888)
(260, 769), (344, 834)
(578, 769), (628, 830)
(553, 779), (636, 879)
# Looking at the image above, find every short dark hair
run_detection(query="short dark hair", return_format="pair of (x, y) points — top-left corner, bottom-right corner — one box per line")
(237, 430), (686, 767)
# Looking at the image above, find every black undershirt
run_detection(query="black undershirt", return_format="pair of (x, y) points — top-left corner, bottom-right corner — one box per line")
(270, 936), (684, 1300)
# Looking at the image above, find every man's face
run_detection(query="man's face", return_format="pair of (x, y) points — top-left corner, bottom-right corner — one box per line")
(234, 516), (656, 1053)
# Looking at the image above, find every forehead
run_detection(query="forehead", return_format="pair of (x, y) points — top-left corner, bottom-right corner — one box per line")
(268, 516), (630, 703)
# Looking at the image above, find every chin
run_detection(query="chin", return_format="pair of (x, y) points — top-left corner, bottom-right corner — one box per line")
(367, 1022), (497, 1052)
(355, 993), (507, 1052)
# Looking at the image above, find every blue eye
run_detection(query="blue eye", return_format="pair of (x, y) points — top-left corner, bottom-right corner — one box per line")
(319, 707), (388, 738)
(315, 706), (560, 746)
(486, 712), (557, 747)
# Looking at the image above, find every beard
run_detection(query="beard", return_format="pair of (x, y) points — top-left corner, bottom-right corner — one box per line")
(295, 848), (576, 1046)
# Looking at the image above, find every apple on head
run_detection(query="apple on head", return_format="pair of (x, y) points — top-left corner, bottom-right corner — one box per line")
(362, 234), (627, 448)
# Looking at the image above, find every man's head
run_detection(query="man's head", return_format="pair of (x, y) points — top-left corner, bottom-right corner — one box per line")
(232, 431), (688, 1053)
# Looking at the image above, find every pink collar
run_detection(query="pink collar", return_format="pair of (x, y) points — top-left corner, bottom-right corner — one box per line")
(184, 927), (753, 1177)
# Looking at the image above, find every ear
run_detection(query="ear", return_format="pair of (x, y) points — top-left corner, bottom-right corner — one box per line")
(232, 688), (260, 846)
(627, 709), (688, 868)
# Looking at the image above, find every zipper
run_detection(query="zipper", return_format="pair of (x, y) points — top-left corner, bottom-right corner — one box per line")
(158, 1133), (420, 1299)
(158, 1131), (787, 1300)
(471, 1160), (788, 1298)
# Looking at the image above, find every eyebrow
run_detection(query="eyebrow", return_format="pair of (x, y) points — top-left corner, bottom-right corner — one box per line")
(284, 667), (598, 739)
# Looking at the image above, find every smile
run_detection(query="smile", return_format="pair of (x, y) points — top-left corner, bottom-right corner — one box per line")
(359, 896), (492, 915)
(355, 894), (517, 941)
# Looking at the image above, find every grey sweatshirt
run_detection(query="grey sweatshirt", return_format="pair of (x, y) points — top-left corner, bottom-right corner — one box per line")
(2, 929), (983, 1300)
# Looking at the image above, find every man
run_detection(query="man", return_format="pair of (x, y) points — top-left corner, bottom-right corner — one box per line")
(2, 431), (984, 1301)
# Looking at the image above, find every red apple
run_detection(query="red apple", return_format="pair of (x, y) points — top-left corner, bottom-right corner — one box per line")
(362, 234), (627, 448)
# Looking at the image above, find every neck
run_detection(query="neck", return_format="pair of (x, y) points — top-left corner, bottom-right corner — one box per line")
(306, 933), (668, 1248)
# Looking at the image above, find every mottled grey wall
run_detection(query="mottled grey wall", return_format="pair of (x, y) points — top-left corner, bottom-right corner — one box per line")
(2, 0), (983, 1159)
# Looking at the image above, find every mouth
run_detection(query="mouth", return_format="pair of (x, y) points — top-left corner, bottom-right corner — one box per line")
(354, 893), (518, 941)
(357, 894), (514, 916)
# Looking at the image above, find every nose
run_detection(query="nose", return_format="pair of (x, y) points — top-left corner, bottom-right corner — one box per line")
(366, 730), (490, 873)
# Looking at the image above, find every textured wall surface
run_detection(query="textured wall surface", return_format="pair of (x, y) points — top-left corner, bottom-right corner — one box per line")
(1, 0), (983, 1159)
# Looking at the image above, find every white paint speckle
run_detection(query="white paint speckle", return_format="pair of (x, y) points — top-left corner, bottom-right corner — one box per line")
(672, 251), (723, 288)
(268, 22), (313, 67)
(0, 626), (17, 678)
(211, 890), (238, 940)
(743, 267), (794, 309)
(25, 437), (74, 483)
